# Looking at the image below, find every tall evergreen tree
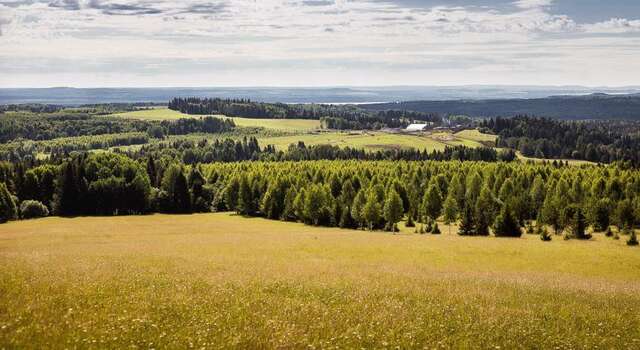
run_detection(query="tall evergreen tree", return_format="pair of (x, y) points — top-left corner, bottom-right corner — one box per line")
(383, 189), (404, 232)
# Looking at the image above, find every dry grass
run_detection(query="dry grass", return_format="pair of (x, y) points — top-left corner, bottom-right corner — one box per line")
(1, 214), (639, 348)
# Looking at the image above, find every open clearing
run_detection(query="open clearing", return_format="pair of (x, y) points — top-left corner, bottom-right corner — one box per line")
(1, 213), (639, 348)
(110, 108), (320, 131)
(259, 131), (486, 151)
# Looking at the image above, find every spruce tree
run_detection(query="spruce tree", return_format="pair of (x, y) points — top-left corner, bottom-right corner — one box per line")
(383, 189), (404, 232)
(458, 202), (476, 236)
(363, 191), (381, 231)
(0, 182), (17, 223)
(351, 190), (367, 229)
(421, 183), (443, 223)
(493, 204), (522, 237)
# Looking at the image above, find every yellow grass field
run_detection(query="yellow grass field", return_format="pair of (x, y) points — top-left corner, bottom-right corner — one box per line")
(1, 214), (639, 348)
(454, 129), (498, 144)
(258, 131), (488, 152)
(110, 108), (319, 131)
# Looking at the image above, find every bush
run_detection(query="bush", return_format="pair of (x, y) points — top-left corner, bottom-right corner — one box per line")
(20, 200), (49, 219)
(627, 230), (639, 246)
(405, 215), (415, 228)
(605, 226), (613, 237)
(0, 182), (17, 223)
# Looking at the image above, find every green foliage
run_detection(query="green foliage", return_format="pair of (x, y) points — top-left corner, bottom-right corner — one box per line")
(363, 190), (382, 231)
(432, 222), (441, 235)
(627, 230), (639, 246)
(161, 164), (191, 214)
(383, 189), (404, 232)
(0, 182), (17, 223)
(19, 200), (49, 219)
(421, 183), (443, 222)
(493, 204), (522, 238)
(458, 202), (476, 236)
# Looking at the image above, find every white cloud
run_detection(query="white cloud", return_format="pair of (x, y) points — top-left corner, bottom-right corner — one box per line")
(0, 0), (638, 87)
(583, 18), (640, 34)
(513, 0), (553, 9)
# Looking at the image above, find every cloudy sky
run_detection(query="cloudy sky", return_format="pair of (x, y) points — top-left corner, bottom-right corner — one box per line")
(0, 0), (639, 87)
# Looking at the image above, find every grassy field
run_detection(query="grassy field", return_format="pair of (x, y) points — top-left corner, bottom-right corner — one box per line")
(454, 129), (498, 144)
(258, 131), (488, 151)
(109, 108), (192, 120)
(110, 108), (319, 131)
(516, 151), (598, 166)
(1, 214), (639, 348)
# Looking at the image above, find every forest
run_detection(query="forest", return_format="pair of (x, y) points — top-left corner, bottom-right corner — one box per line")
(361, 93), (640, 120)
(168, 97), (441, 129)
(481, 116), (640, 165)
(1, 151), (638, 245)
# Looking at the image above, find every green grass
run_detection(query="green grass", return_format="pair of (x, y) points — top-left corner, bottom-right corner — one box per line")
(516, 151), (598, 166)
(109, 108), (193, 120)
(1, 214), (639, 348)
(259, 131), (463, 151)
(454, 129), (498, 144)
(109, 108), (320, 131)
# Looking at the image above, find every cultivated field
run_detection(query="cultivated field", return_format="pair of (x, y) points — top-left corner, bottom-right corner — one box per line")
(1, 214), (639, 348)
(259, 131), (486, 151)
(110, 108), (320, 131)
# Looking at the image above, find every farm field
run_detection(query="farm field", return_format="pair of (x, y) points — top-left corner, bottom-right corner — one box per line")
(258, 131), (486, 151)
(1, 213), (639, 348)
(109, 108), (192, 120)
(110, 108), (320, 131)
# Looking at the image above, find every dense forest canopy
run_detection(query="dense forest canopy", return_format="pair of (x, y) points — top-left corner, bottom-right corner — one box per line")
(481, 116), (640, 165)
(360, 94), (640, 120)
(168, 97), (441, 129)
(1, 155), (639, 241)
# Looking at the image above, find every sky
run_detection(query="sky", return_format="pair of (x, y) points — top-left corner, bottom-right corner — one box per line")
(0, 0), (639, 87)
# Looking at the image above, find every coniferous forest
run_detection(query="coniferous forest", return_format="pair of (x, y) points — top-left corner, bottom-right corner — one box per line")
(1, 101), (640, 246)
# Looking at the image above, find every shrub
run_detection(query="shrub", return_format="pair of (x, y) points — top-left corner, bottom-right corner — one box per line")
(20, 200), (49, 219)
(0, 182), (17, 223)
(627, 230), (639, 246)
(605, 226), (613, 237)
(540, 227), (552, 241)
(432, 222), (441, 234)
(405, 215), (415, 228)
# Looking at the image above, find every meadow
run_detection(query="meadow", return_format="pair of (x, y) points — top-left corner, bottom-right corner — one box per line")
(1, 213), (639, 348)
(258, 131), (486, 151)
(110, 108), (320, 132)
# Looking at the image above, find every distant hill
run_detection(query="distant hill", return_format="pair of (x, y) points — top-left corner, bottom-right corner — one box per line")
(2, 86), (640, 105)
(359, 94), (640, 120)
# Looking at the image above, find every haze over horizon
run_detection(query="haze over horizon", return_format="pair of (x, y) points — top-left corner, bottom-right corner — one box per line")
(1, 0), (639, 88)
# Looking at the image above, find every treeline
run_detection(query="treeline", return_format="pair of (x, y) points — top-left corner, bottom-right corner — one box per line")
(0, 113), (234, 143)
(481, 116), (640, 165)
(1, 158), (639, 245)
(121, 138), (505, 165)
(168, 97), (440, 129)
(360, 93), (640, 120)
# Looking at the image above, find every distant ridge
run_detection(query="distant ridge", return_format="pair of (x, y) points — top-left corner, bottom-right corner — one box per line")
(2, 86), (640, 105)
(359, 93), (640, 120)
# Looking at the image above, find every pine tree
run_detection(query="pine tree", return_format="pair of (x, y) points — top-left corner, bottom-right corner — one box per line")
(421, 183), (443, 223)
(493, 204), (522, 237)
(432, 222), (441, 234)
(458, 202), (476, 236)
(237, 175), (253, 215)
(161, 164), (191, 214)
(351, 190), (367, 229)
(443, 190), (458, 224)
(54, 161), (79, 216)
(383, 189), (404, 233)
(363, 191), (381, 231)
(474, 184), (495, 236)
(0, 182), (17, 223)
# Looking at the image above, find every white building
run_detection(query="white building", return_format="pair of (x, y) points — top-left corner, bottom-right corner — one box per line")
(405, 123), (430, 132)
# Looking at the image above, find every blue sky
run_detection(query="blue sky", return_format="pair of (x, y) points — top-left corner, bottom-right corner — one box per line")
(0, 0), (639, 87)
